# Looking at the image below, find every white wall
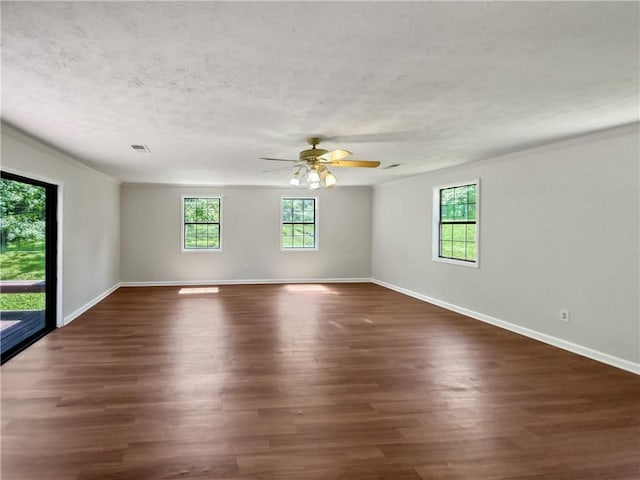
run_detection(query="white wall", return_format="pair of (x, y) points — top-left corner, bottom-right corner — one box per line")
(120, 184), (371, 282)
(1, 125), (121, 324)
(372, 124), (640, 368)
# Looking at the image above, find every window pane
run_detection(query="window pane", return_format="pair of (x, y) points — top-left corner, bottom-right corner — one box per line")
(468, 204), (476, 220)
(184, 198), (197, 222)
(466, 224), (476, 242)
(466, 242), (476, 261)
(441, 188), (455, 206)
(452, 241), (466, 259)
(436, 183), (477, 264)
(282, 199), (293, 211)
(209, 199), (220, 222)
(282, 198), (316, 249)
(183, 198), (221, 250)
(454, 186), (468, 205)
(292, 199), (304, 212)
(303, 209), (314, 222)
(201, 204), (214, 222)
(196, 198), (207, 221)
(207, 224), (220, 248)
(303, 235), (315, 248)
(196, 224), (208, 248)
(441, 241), (453, 257)
(441, 224), (452, 241)
(303, 224), (315, 237)
(185, 224), (197, 248)
(452, 224), (466, 241)
(454, 204), (467, 220)
(468, 185), (476, 204)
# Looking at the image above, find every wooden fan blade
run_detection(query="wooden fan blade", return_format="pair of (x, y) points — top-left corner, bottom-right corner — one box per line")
(317, 149), (352, 162)
(326, 160), (380, 168)
(260, 157), (298, 162)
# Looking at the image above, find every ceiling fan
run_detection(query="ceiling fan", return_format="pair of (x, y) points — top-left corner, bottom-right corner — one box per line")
(260, 137), (380, 189)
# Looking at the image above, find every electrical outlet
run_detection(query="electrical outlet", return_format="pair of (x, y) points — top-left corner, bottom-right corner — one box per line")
(560, 309), (570, 323)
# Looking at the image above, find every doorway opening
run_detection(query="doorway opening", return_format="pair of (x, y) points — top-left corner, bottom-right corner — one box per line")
(0, 171), (57, 363)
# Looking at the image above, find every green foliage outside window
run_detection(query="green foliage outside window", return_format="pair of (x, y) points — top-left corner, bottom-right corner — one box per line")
(439, 184), (476, 262)
(0, 178), (46, 252)
(281, 198), (316, 249)
(0, 178), (47, 310)
(184, 197), (221, 249)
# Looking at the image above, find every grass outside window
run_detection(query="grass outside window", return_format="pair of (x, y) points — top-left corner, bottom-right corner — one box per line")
(434, 181), (478, 265)
(183, 197), (221, 250)
(281, 198), (317, 249)
(0, 240), (46, 310)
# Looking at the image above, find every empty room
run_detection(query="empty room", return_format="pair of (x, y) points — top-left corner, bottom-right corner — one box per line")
(1, 2), (638, 479)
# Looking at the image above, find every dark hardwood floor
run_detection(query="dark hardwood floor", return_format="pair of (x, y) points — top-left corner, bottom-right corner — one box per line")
(1, 283), (638, 479)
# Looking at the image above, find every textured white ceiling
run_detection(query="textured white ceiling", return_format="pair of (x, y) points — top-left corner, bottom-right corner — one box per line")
(2, 2), (638, 186)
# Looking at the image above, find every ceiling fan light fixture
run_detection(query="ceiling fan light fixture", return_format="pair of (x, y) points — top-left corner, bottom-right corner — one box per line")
(307, 169), (320, 184)
(317, 165), (337, 188)
(290, 165), (309, 186)
(324, 171), (337, 188)
(289, 168), (301, 186)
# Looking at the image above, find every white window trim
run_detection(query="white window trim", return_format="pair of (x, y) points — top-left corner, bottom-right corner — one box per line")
(432, 179), (479, 268)
(181, 195), (223, 253)
(280, 196), (319, 252)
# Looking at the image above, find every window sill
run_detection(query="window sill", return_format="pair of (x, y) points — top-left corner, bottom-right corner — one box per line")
(182, 248), (223, 253)
(432, 256), (478, 268)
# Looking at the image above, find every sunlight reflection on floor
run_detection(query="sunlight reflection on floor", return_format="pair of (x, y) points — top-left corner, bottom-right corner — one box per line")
(282, 284), (337, 294)
(178, 287), (220, 295)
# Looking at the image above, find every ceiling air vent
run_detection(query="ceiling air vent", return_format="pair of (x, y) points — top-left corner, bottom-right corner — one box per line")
(383, 163), (401, 169)
(131, 144), (151, 153)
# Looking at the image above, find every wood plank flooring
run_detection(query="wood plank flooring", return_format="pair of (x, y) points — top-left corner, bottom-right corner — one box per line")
(1, 283), (638, 479)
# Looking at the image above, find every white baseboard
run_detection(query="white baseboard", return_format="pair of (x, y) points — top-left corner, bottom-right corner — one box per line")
(371, 278), (640, 375)
(62, 283), (121, 326)
(120, 277), (371, 287)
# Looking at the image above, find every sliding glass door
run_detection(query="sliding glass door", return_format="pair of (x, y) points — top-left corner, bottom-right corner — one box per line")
(0, 171), (57, 363)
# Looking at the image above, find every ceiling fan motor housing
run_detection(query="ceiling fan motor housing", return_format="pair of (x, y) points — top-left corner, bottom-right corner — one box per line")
(299, 148), (328, 161)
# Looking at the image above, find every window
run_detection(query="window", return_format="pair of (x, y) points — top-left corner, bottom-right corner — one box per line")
(182, 196), (221, 251)
(281, 197), (317, 249)
(432, 180), (479, 266)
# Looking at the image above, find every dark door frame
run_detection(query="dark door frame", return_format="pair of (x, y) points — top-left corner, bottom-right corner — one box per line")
(1, 170), (58, 364)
